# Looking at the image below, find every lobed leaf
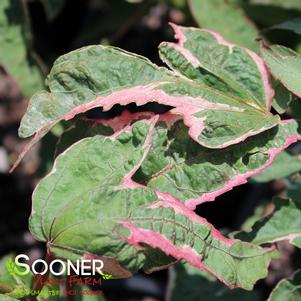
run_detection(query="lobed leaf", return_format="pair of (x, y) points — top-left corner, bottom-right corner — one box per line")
(159, 24), (274, 111)
(236, 198), (301, 247)
(29, 117), (276, 290)
(188, 0), (259, 51)
(262, 44), (301, 99)
(18, 24), (279, 162)
(45, 111), (301, 209)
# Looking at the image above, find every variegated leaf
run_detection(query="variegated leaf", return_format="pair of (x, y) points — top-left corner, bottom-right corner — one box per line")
(52, 112), (301, 209)
(17, 24), (279, 169)
(30, 117), (277, 290)
(134, 116), (301, 208)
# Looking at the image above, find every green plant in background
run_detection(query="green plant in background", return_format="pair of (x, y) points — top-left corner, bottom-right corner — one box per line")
(1, 0), (301, 300)
(0, 0), (45, 96)
(5, 258), (22, 277)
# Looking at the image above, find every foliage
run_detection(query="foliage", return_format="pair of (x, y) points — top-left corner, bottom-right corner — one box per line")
(167, 262), (258, 301)
(265, 17), (301, 35)
(268, 270), (301, 301)
(251, 151), (301, 182)
(0, 0), (44, 96)
(15, 22), (300, 293)
(189, 0), (259, 51)
(0, 255), (33, 299)
(262, 44), (301, 98)
(236, 198), (301, 247)
(2, 0), (301, 300)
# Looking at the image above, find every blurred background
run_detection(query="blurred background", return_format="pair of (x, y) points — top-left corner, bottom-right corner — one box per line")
(1, 0), (301, 300)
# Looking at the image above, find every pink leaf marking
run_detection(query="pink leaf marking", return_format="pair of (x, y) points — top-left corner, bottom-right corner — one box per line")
(88, 111), (155, 132)
(185, 119), (301, 209)
(121, 192), (274, 289)
(150, 191), (233, 246)
(62, 83), (243, 146)
(12, 85), (244, 170)
(123, 220), (227, 284)
(109, 115), (300, 210)
(166, 23), (274, 111)
(115, 115), (159, 189)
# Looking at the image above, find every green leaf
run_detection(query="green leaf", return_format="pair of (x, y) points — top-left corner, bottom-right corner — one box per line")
(240, 1), (301, 30)
(266, 17), (301, 34)
(29, 117), (277, 290)
(236, 198), (301, 247)
(262, 44), (301, 99)
(0, 0), (44, 96)
(248, 0), (301, 11)
(188, 0), (259, 51)
(291, 236), (301, 248)
(240, 204), (266, 232)
(166, 262), (258, 301)
(272, 81), (293, 114)
(54, 119), (114, 156)
(18, 25), (279, 158)
(287, 178), (301, 200)
(0, 295), (19, 301)
(251, 151), (301, 182)
(268, 270), (301, 301)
